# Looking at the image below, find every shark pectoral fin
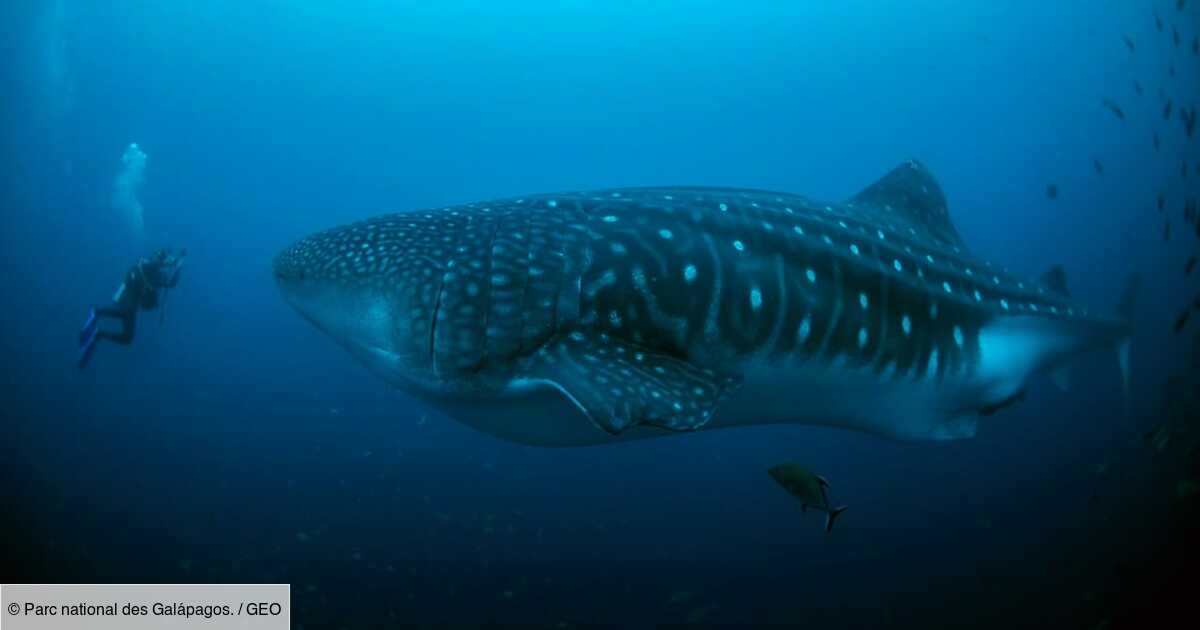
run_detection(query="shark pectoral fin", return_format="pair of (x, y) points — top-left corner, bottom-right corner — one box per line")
(523, 333), (734, 434)
(1050, 367), (1071, 391)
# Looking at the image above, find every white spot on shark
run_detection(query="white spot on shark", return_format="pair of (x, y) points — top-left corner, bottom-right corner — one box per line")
(658, 229), (673, 240)
(806, 268), (816, 283)
(683, 264), (697, 283)
(750, 287), (763, 310)
(901, 314), (912, 336)
(859, 292), (869, 309)
(733, 240), (745, 252)
(953, 326), (964, 347)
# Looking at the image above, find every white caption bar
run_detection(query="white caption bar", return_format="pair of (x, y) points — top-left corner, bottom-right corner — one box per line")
(1, 584), (289, 630)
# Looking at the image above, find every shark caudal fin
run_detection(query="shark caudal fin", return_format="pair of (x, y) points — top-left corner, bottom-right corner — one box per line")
(825, 506), (848, 533)
(1114, 273), (1140, 410)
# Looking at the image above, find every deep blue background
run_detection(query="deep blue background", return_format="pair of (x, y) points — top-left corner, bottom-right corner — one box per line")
(3, 1), (1198, 627)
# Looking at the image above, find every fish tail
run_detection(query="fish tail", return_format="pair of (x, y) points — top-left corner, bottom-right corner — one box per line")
(825, 506), (848, 533)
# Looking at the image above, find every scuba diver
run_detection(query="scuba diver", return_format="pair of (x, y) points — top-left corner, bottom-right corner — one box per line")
(79, 247), (186, 369)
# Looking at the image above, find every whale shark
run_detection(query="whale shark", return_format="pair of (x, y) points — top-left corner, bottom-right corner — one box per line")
(274, 160), (1136, 446)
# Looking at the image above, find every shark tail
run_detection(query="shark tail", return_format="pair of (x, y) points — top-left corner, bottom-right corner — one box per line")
(825, 506), (848, 533)
(1114, 273), (1140, 410)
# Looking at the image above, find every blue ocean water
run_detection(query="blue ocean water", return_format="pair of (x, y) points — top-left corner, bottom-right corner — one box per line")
(2, 1), (1198, 628)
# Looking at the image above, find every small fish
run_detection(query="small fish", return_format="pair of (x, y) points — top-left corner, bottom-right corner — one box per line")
(1093, 159), (1104, 176)
(1101, 98), (1125, 120)
(1178, 0), (1187, 11)
(1046, 183), (1058, 199)
(767, 463), (848, 533)
(1133, 80), (1143, 95)
(1194, 36), (1199, 55)
(1185, 256), (1196, 276)
(1156, 14), (1163, 32)
(1122, 35), (1136, 52)
(1175, 309), (1190, 333)
(1164, 219), (1171, 241)
(1164, 99), (1173, 120)
(1154, 131), (1161, 150)
(1174, 27), (1181, 47)
(1158, 191), (1166, 211)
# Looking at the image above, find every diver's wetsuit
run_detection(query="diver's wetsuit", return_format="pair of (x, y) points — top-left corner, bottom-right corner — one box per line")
(94, 254), (182, 345)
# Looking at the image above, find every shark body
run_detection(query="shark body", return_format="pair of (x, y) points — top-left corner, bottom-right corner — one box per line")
(274, 161), (1134, 446)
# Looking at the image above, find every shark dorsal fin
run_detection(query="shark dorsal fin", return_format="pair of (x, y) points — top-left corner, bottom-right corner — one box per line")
(1038, 264), (1070, 298)
(848, 159), (965, 250)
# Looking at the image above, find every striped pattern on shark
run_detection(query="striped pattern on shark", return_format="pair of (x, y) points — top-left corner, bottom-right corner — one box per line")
(274, 160), (1136, 446)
